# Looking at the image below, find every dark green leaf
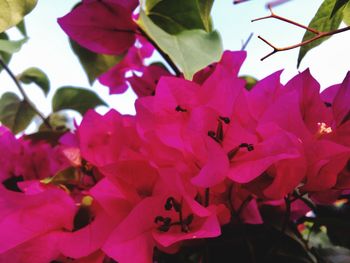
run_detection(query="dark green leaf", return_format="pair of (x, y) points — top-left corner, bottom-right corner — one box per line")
(138, 10), (222, 80)
(343, 2), (350, 25)
(297, 0), (345, 67)
(16, 20), (27, 36)
(39, 112), (69, 132)
(70, 39), (123, 85)
(24, 130), (66, 146)
(18, 67), (50, 96)
(331, 0), (350, 17)
(145, 0), (214, 34)
(52, 86), (107, 115)
(41, 167), (80, 186)
(0, 32), (11, 72)
(0, 0), (37, 33)
(0, 37), (27, 54)
(0, 92), (35, 134)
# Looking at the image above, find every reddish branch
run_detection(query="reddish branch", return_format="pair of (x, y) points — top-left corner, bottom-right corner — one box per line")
(265, 0), (292, 8)
(252, 5), (350, 61)
(233, 0), (250, 4)
(233, 0), (291, 6)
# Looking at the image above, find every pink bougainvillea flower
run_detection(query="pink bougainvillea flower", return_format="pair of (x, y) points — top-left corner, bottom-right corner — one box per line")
(103, 170), (221, 263)
(230, 184), (263, 224)
(128, 64), (171, 97)
(0, 126), (21, 183)
(0, 127), (70, 192)
(18, 140), (70, 181)
(58, 0), (138, 55)
(98, 36), (155, 94)
(58, 180), (131, 259)
(76, 110), (141, 168)
(226, 122), (305, 199)
(193, 50), (247, 85)
(0, 187), (76, 256)
(0, 231), (62, 263)
(321, 72), (350, 147)
(249, 70), (350, 198)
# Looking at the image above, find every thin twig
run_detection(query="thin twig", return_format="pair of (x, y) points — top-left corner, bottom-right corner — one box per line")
(266, 0), (292, 8)
(252, 6), (350, 60)
(234, 0), (291, 6)
(0, 59), (52, 129)
(241, 32), (254, 50)
(233, 0), (250, 4)
(252, 5), (319, 34)
(137, 26), (181, 76)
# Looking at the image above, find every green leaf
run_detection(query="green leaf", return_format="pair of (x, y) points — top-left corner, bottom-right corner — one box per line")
(297, 0), (345, 67)
(331, 0), (350, 17)
(138, 10), (222, 80)
(0, 0), (38, 33)
(41, 167), (80, 186)
(70, 39), (123, 85)
(24, 130), (66, 146)
(343, 2), (350, 25)
(0, 37), (27, 54)
(0, 32), (11, 72)
(52, 86), (107, 115)
(145, 0), (214, 34)
(18, 67), (50, 96)
(0, 92), (35, 134)
(16, 20), (27, 36)
(39, 112), (69, 132)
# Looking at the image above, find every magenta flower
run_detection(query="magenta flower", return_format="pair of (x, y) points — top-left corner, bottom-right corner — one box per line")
(0, 187), (76, 260)
(98, 36), (155, 94)
(128, 64), (171, 97)
(58, 0), (138, 55)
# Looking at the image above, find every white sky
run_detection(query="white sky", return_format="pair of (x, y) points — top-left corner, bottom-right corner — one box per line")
(0, 0), (349, 119)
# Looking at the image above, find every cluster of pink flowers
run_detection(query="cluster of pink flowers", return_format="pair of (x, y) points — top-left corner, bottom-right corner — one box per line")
(0, 50), (349, 262)
(57, 0), (171, 96)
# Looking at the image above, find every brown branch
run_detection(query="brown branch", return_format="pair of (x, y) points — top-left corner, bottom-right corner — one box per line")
(252, 5), (319, 34)
(252, 6), (350, 60)
(266, 0), (292, 8)
(233, 0), (250, 4)
(234, 0), (291, 6)
(0, 59), (52, 129)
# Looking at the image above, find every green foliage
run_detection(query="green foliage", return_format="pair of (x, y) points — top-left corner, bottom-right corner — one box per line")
(0, 37), (27, 54)
(145, 0), (214, 34)
(331, 0), (350, 17)
(41, 167), (80, 186)
(39, 113), (69, 132)
(18, 67), (50, 96)
(70, 39), (123, 85)
(343, 2), (350, 25)
(24, 130), (67, 146)
(0, 32), (11, 72)
(297, 0), (345, 67)
(138, 10), (222, 80)
(0, 92), (35, 134)
(0, 0), (37, 33)
(52, 86), (107, 115)
(16, 20), (27, 36)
